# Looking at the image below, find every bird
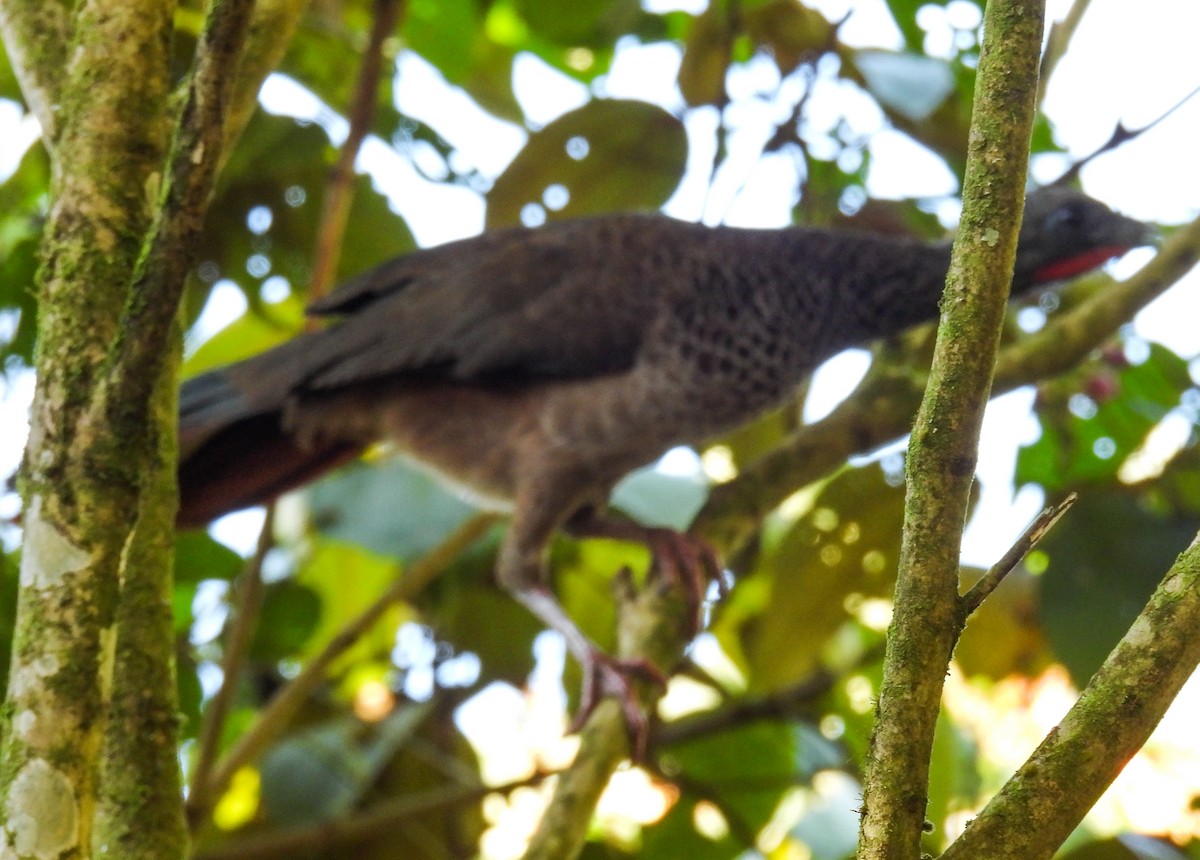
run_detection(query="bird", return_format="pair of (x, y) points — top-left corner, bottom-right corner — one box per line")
(178, 185), (1151, 737)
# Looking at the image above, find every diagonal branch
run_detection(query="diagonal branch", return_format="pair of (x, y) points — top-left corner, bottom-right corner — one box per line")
(99, 0), (257, 422)
(940, 532), (1200, 860)
(200, 513), (501, 815)
(308, 0), (404, 304)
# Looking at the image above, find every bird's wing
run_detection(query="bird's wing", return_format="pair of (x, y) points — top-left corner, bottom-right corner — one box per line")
(294, 214), (686, 390)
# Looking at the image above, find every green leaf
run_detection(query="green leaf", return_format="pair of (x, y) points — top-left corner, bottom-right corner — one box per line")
(611, 464), (710, 532)
(182, 293), (306, 377)
(251, 579), (323, 661)
(422, 529), (541, 687)
(714, 463), (905, 691)
(486, 99), (687, 228)
(512, 0), (640, 49)
(307, 457), (479, 561)
(1060, 835), (1192, 860)
(404, 0), (482, 83)
(1037, 492), (1195, 685)
(174, 530), (245, 586)
(644, 720), (802, 859)
(194, 111), (416, 318)
(0, 550), (17, 697)
(1017, 342), (1192, 492)
(854, 51), (955, 122)
(296, 538), (414, 668)
(924, 711), (981, 852)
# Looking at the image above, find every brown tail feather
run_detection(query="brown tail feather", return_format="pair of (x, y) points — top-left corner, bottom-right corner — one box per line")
(177, 412), (361, 528)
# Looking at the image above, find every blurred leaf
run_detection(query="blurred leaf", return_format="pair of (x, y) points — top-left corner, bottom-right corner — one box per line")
(788, 769), (861, 860)
(423, 533), (542, 687)
(1018, 342), (1192, 492)
(308, 457), (479, 561)
(1061, 835), (1193, 860)
(0, 40), (26, 103)
(251, 579), (323, 661)
(742, 0), (834, 77)
(854, 51), (955, 122)
(0, 236), (39, 368)
(260, 703), (432, 826)
(183, 293), (306, 377)
(955, 566), (1053, 680)
(486, 99), (687, 228)
(645, 720), (802, 859)
(404, 0), (480, 82)
(611, 465), (710, 532)
(177, 646), (203, 740)
(195, 111), (416, 316)
(1037, 492), (1195, 685)
(0, 142), (49, 368)
(715, 463), (905, 691)
(174, 530), (245, 586)
(924, 711), (981, 853)
(296, 538), (413, 669)
(677, 4), (733, 107)
(0, 550), (16, 697)
(513, 0), (640, 49)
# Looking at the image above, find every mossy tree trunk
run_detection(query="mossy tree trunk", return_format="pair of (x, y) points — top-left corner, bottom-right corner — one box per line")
(0, 2), (304, 857)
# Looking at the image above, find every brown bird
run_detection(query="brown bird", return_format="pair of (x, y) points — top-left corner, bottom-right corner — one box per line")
(179, 186), (1150, 733)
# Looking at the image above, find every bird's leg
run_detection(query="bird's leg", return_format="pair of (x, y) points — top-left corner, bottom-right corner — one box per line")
(564, 509), (726, 636)
(497, 505), (667, 755)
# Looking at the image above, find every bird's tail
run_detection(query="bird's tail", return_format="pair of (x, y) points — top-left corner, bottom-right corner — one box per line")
(177, 367), (361, 528)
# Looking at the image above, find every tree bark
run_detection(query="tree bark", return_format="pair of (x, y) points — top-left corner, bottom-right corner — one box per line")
(857, 2), (1046, 858)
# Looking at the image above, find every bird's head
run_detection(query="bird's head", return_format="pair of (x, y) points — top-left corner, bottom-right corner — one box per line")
(1013, 186), (1155, 290)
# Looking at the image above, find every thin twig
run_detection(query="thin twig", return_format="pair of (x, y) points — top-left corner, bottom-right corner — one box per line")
(1037, 0), (1093, 110)
(187, 505), (276, 827)
(959, 492), (1076, 619)
(190, 772), (547, 860)
(1056, 82), (1200, 184)
(202, 512), (500, 809)
(655, 641), (885, 749)
(308, 0), (405, 305)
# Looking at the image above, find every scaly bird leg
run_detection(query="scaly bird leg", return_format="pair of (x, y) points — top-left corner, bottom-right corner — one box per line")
(497, 500), (669, 757)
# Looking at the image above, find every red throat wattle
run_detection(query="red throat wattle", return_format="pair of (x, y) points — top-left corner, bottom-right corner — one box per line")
(1032, 245), (1131, 284)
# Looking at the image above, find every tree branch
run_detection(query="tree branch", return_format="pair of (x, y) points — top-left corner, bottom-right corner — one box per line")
(523, 566), (693, 860)
(100, 0), (256, 424)
(959, 493), (1075, 619)
(308, 0), (404, 303)
(200, 512), (501, 814)
(0, 0), (71, 142)
(221, 0), (310, 159)
(187, 505), (276, 826)
(858, 3), (1046, 858)
(1, 0), (177, 853)
(941, 533), (1200, 860)
(191, 773), (548, 860)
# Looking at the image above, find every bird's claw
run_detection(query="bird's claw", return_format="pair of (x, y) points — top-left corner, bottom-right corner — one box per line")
(571, 649), (668, 759)
(640, 528), (727, 635)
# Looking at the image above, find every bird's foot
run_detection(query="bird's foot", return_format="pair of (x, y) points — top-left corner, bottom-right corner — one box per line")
(566, 513), (726, 636)
(571, 648), (668, 759)
(638, 527), (726, 634)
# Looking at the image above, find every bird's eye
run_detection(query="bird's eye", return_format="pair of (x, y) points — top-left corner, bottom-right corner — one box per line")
(1045, 204), (1083, 231)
